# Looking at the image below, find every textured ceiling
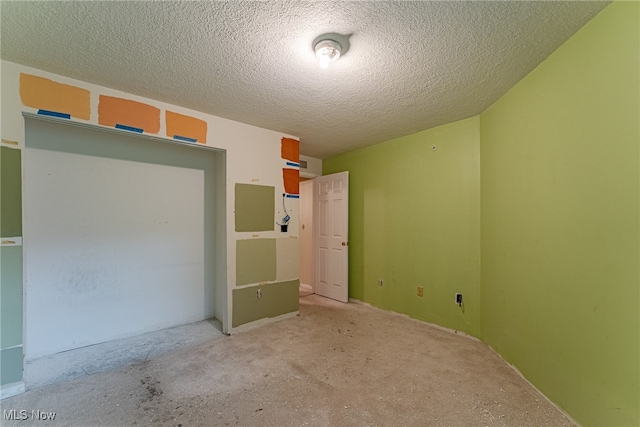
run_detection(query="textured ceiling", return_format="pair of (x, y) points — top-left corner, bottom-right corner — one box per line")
(1, 1), (609, 159)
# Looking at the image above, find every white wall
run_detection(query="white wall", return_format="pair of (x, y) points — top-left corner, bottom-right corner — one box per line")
(23, 118), (216, 358)
(1, 60), (300, 341)
(300, 155), (322, 178)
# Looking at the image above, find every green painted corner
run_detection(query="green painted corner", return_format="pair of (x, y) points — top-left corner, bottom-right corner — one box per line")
(236, 238), (276, 286)
(323, 3), (638, 425)
(479, 2), (639, 426)
(323, 117), (481, 337)
(1, 246), (23, 349)
(232, 279), (299, 328)
(0, 347), (23, 386)
(1, 146), (22, 238)
(235, 183), (274, 232)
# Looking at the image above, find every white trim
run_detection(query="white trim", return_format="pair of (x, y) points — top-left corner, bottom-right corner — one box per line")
(1, 139), (20, 148)
(2, 344), (23, 350)
(228, 311), (298, 334)
(0, 382), (25, 400)
(0, 237), (22, 246)
(22, 112), (225, 154)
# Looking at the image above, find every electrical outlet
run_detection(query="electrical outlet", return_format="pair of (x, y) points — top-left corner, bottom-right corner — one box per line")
(417, 287), (424, 297)
(257, 289), (263, 299)
(378, 279), (383, 287)
(455, 293), (463, 306)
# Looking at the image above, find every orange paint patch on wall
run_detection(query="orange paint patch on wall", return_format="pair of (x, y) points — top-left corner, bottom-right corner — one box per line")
(283, 168), (300, 194)
(166, 111), (208, 144)
(20, 73), (90, 120)
(281, 137), (300, 162)
(98, 95), (160, 134)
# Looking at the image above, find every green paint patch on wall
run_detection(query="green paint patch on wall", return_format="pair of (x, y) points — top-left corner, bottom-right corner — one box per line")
(0, 139), (24, 388)
(1, 246), (23, 349)
(0, 347), (22, 385)
(236, 238), (276, 285)
(323, 117), (481, 337)
(480, 3), (639, 426)
(1, 146), (22, 237)
(235, 184), (274, 232)
(232, 280), (299, 327)
(276, 237), (299, 281)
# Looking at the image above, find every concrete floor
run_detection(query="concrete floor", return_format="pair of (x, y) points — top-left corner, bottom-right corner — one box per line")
(1, 295), (574, 426)
(25, 319), (224, 390)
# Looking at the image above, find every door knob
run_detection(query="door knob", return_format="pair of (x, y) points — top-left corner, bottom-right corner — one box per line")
(342, 242), (347, 246)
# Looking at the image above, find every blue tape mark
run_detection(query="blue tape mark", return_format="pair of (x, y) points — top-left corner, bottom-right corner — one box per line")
(285, 194), (300, 199)
(115, 124), (143, 133)
(286, 162), (300, 168)
(37, 109), (70, 119)
(173, 135), (197, 143)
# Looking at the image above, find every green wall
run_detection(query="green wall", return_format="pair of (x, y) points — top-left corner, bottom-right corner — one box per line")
(324, 3), (638, 425)
(0, 145), (23, 386)
(236, 238), (277, 285)
(235, 184), (275, 232)
(1, 246), (23, 349)
(324, 117), (481, 336)
(0, 246), (23, 386)
(1, 146), (22, 237)
(480, 3), (639, 425)
(232, 280), (299, 327)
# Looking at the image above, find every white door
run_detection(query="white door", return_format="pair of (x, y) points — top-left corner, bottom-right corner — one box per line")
(314, 172), (349, 302)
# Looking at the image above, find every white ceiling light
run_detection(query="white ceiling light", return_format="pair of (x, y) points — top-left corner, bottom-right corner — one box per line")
(314, 39), (341, 69)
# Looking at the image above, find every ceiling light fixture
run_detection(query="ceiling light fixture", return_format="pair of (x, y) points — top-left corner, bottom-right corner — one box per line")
(314, 39), (342, 69)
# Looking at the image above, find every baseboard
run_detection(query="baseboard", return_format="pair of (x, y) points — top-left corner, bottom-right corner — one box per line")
(348, 297), (481, 342)
(299, 283), (313, 292)
(228, 311), (299, 335)
(1, 381), (25, 400)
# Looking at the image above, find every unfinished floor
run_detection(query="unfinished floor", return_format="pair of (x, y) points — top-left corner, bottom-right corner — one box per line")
(1, 295), (573, 426)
